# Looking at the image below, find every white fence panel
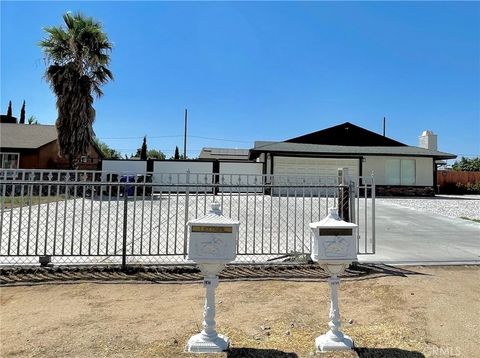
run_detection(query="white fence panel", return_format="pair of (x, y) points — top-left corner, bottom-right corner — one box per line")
(219, 162), (263, 193)
(101, 160), (147, 175)
(153, 161), (214, 192)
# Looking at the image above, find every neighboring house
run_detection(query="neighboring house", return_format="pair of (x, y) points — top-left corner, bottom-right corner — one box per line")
(249, 122), (456, 196)
(0, 122), (103, 170)
(199, 147), (250, 162)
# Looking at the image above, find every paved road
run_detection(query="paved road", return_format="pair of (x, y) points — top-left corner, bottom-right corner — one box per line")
(358, 200), (480, 264)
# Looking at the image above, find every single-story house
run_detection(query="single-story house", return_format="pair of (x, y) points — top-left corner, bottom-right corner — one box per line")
(0, 122), (103, 170)
(249, 122), (456, 196)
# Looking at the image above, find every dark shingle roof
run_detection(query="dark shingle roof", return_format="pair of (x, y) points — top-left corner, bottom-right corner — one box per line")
(0, 123), (58, 149)
(286, 122), (407, 147)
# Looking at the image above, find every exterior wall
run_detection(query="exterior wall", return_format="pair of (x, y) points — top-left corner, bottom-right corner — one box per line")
(219, 162), (263, 176)
(37, 141), (101, 170)
(18, 149), (39, 168)
(3, 141), (102, 170)
(362, 156), (433, 186)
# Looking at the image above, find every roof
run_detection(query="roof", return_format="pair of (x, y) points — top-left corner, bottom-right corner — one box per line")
(0, 123), (104, 159)
(287, 122), (407, 147)
(250, 141), (456, 160)
(0, 123), (58, 149)
(250, 122), (456, 161)
(199, 147), (250, 161)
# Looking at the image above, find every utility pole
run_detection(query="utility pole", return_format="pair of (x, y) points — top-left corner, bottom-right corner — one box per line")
(183, 109), (188, 159)
(383, 116), (386, 137)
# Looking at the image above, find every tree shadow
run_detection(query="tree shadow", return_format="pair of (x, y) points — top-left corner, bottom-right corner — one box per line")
(226, 348), (298, 358)
(355, 347), (425, 357)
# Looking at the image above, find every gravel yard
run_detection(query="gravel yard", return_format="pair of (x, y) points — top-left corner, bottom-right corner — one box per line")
(378, 195), (480, 221)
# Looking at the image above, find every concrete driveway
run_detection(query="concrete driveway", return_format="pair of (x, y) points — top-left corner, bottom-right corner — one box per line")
(358, 199), (480, 264)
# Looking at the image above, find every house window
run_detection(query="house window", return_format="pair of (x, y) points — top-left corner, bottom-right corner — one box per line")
(0, 153), (19, 169)
(385, 159), (416, 185)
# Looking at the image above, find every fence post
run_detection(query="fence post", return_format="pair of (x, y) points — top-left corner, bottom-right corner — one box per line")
(122, 187), (128, 272)
(337, 168), (349, 221)
(349, 180), (356, 224)
(183, 170), (190, 258)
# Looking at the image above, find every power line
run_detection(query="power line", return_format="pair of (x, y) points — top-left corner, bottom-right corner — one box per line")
(101, 134), (183, 140)
(188, 135), (252, 143)
(99, 134), (254, 143)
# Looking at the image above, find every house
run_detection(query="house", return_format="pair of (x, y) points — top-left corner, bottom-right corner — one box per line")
(199, 147), (250, 162)
(249, 122), (456, 196)
(0, 122), (103, 170)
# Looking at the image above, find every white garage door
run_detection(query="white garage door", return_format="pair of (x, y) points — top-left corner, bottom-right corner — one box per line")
(273, 156), (359, 179)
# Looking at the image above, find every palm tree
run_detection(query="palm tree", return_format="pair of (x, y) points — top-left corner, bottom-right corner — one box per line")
(39, 12), (113, 169)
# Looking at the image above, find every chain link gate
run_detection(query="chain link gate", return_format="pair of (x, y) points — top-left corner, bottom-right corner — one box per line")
(0, 169), (375, 267)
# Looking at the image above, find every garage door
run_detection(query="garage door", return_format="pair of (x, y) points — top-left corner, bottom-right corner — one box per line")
(273, 156), (359, 179)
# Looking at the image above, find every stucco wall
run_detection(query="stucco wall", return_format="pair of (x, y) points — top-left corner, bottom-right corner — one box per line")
(362, 156), (433, 186)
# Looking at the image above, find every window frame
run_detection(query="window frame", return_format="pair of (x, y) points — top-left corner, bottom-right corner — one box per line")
(0, 152), (20, 169)
(385, 158), (416, 185)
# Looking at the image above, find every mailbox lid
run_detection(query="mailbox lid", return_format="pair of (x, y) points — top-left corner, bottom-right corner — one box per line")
(309, 208), (358, 230)
(187, 202), (240, 228)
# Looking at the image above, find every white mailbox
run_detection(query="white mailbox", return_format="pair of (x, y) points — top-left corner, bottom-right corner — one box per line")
(187, 202), (239, 263)
(309, 208), (358, 353)
(310, 208), (358, 263)
(186, 202), (240, 353)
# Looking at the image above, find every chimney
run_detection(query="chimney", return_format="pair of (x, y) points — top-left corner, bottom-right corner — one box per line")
(419, 130), (437, 151)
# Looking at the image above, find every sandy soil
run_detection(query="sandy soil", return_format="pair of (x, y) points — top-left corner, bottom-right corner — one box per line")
(1, 266), (479, 358)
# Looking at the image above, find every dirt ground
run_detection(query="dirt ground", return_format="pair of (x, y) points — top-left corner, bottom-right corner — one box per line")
(1, 266), (479, 358)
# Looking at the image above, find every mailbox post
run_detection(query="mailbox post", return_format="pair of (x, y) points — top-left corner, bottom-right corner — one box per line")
(186, 202), (240, 353)
(309, 208), (358, 352)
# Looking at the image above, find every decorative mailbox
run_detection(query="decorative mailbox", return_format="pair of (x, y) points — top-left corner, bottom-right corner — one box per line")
(310, 208), (358, 263)
(188, 203), (239, 263)
(309, 208), (358, 352)
(186, 202), (240, 353)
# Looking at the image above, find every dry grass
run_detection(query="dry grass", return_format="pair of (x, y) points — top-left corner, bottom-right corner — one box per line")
(1, 266), (478, 358)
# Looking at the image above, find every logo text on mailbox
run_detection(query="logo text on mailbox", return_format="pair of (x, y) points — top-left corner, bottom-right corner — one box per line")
(192, 226), (233, 234)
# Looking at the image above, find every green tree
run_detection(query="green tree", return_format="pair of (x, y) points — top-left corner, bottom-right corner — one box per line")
(39, 12), (113, 169)
(6, 101), (13, 117)
(27, 116), (39, 125)
(147, 149), (166, 160)
(452, 157), (480, 172)
(19, 100), (26, 124)
(94, 138), (122, 159)
(174, 146), (180, 160)
(140, 136), (148, 160)
(132, 148), (165, 160)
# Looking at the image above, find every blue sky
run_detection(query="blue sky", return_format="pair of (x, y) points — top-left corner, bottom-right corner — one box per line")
(1, 1), (479, 160)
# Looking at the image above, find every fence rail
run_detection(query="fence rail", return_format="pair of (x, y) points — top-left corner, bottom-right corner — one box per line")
(1, 169), (375, 267)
